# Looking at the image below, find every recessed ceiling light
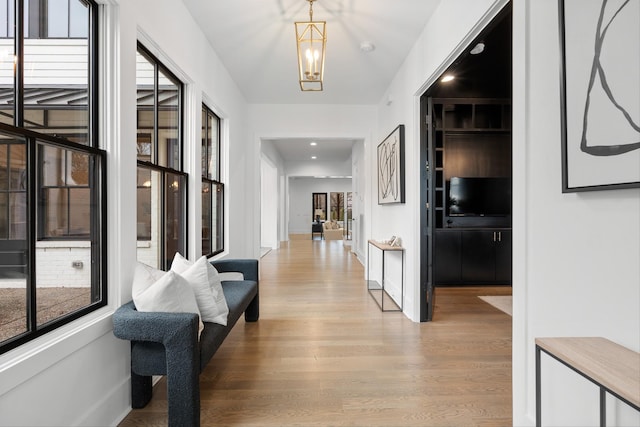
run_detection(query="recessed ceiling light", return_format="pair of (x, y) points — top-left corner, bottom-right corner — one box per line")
(311, 156), (317, 159)
(310, 141), (317, 146)
(441, 74), (455, 83)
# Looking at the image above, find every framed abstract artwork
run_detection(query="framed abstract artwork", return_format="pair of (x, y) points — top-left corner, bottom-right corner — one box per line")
(559, 0), (639, 192)
(377, 124), (405, 204)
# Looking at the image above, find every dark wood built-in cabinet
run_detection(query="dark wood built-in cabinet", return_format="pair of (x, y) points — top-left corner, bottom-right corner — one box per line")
(435, 228), (512, 285)
(431, 98), (512, 286)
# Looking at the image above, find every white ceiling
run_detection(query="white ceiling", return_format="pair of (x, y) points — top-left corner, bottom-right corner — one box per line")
(266, 137), (357, 162)
(182, 0), (441, 105)
(181, 0), (441, 164)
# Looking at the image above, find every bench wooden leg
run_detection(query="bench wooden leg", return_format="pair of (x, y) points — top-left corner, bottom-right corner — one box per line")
(131, 371), (152, 409)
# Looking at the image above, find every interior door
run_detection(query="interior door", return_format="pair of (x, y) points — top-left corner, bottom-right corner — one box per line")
(419, 96), (436, 321)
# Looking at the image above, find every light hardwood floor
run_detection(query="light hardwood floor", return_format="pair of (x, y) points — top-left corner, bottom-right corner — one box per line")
(119, 240), (512, 427)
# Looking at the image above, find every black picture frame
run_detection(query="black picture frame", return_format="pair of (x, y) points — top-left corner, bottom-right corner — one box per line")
(377, 124), (405, 204)
(559, 0), (640, 192)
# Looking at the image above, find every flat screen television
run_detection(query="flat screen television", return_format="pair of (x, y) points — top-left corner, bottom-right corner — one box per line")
(447, 177), (511, 216)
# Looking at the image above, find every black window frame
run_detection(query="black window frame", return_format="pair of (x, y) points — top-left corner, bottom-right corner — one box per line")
(136, 43), (187, 270)
(0, 0), (104, 356)
(201, 104), (223, 257)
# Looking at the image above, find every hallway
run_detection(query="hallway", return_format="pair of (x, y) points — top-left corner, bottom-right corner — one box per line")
(119, 240), (512, 426)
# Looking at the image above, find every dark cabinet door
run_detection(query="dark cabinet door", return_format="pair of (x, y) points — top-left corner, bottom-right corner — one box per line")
(434, 230), (462, 283)
(461, 230), (496, 283)
(494, 230), (512, 283)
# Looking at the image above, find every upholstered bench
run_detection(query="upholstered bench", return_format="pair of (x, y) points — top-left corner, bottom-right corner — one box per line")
(113, 259), (259, 427)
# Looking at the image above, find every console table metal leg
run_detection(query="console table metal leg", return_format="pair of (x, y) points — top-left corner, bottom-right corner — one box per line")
(536, 345), (542, 427)
(600, 388), (606, 427)
(381, 251), (385, 311)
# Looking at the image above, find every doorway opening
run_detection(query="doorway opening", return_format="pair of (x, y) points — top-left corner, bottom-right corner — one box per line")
(420, 3), (513, 322)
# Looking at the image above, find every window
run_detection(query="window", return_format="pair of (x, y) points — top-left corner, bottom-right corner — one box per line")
(0, 0), (88, 39)
(136, 44), (186, 269)
(201, 104), (223, 256)
(0, 0), (104, 355)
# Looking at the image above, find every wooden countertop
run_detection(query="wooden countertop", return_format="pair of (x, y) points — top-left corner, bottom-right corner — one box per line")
(535, 337), (640, 408)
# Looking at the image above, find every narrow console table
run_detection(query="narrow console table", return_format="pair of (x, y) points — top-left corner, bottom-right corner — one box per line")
(366, 239), (404, 312)
(535, 337), (640, 427)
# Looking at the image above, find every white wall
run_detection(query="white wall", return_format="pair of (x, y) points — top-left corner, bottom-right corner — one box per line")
(260, 140), (287, 243)
(286, 159), (352, 177)
(261, 156), (279, 249)
(372, 0), (639, 425)
(0, 0), (254, 425)
(249, 104), (376, 251)
(512, 1), (640, 425)
(288, 178), (352, 234)
(369, 0), (504, 323)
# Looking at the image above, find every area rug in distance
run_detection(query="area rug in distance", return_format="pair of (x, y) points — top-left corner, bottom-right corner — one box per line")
(478, 295), (512, 316)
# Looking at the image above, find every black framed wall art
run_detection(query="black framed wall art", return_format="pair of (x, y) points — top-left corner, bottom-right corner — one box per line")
(377, 124), (405, 204)
(558, 0), (639, 192)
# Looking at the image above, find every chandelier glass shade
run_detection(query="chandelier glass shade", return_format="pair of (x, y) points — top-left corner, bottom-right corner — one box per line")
(295, 0), (326, 91)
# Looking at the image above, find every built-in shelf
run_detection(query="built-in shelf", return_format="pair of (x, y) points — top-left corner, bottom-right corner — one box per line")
(431, 98), (512, 284)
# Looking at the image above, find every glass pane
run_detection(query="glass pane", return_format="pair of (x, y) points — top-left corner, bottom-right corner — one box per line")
(10, 192), (26, 239)
(24, 0), (89, 144)
(0, 3), (15, 124)
(330, 192), (344, 221)
(136, 51), (155, 162)
(0, 144), (6, 191)
(209, 114), (220, 180)
(165, 172), (185, 268)
(0, 281), (28, 344)
(33, 139), (101, 327)
(69, 151), (89, 186)
(0, 192), (6, 238)
(157, 69), (180, 169)
(214, 183), (223, 252)
(136, 167), (161, 269)
(68, 188), (90, 235)
(42, 187), (67, 237)
(201, 181), (211, 255)
(48, 0), (69, 38)
(40, 145), (90, 238)
(9, 144), (26, 191)
(23, 0), (90, 144)
(0, 138), (27, 240)
(69, 0), (88, 38)
(39, 146), (87, 187)
(0, 1), (7, 37)
(207, 112), (215, 179)
(312, 193), (326, 221)
(41, 145), (64, 186)
(35, 237), (93, 327)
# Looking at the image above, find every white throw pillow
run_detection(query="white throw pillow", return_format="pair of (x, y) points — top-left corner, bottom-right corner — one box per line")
(133, 269), (201, 319)
(171, 253), (229, 326)
(132, 261), (166, 299)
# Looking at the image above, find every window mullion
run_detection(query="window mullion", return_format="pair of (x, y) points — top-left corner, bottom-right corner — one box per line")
(153, 64), (159, 165)
(160, 171), (166, 268)
(26, 136), (37, 332)
(14, 0), (24, 127)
